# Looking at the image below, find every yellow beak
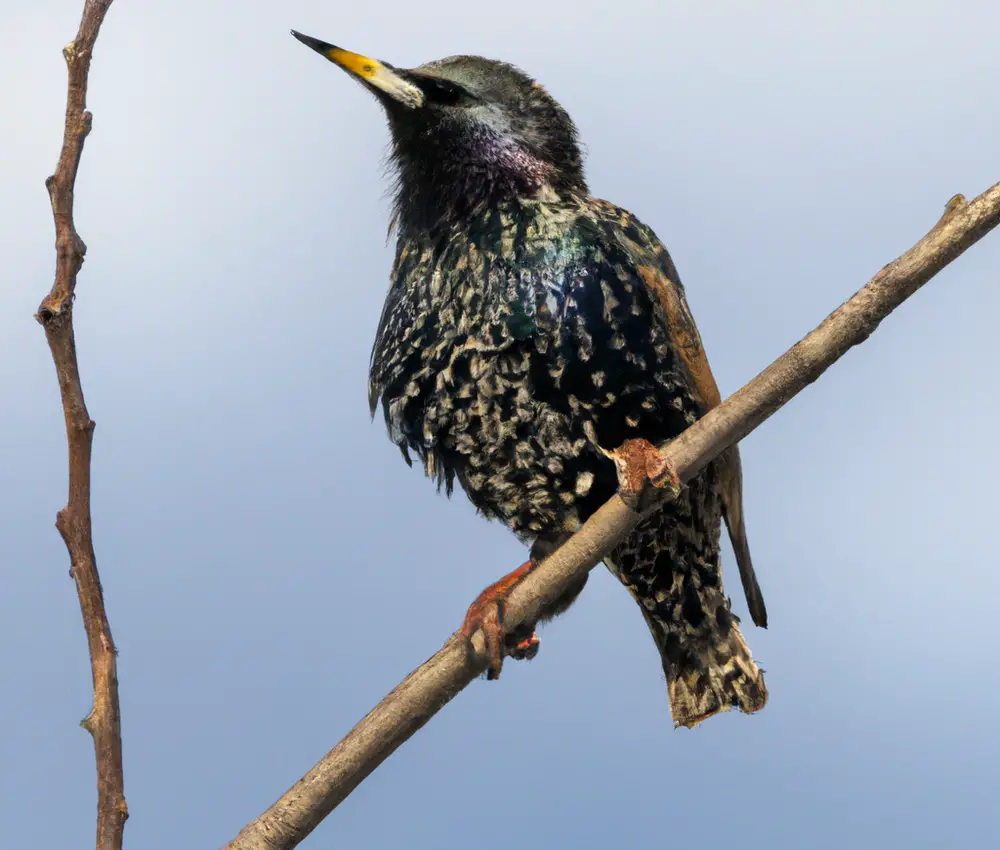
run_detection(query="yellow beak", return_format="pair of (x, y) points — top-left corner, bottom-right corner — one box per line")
(291, 30), (425, 109)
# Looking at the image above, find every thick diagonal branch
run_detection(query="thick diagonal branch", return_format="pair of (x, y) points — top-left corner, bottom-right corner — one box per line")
(225, 183), (1000, 850)
(35, 3), (125, 850)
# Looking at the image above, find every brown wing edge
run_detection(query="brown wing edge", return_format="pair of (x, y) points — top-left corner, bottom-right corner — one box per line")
(636, 263), (768, 628)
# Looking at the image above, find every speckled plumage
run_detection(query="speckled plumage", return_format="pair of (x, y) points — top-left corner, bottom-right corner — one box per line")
(371, 198), (696, 537)
(370, 196), (767, 724)
(295, 35), (768, 726)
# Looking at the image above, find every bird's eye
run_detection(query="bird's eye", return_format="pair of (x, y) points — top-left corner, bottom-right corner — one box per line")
(418, 77), (467, 106)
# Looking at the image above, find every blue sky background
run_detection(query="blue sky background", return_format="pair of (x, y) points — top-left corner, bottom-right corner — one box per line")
(4, 2), (1000, 848)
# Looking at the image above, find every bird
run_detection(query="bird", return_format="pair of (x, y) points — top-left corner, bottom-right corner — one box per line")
(292, 30), (768, 728)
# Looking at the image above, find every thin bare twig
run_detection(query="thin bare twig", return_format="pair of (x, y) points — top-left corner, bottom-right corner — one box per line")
(35, 3), (125, 850)
(224, 184), (1000, 850)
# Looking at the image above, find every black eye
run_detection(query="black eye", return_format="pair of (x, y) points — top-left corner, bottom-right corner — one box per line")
(418, 77), (467, 105)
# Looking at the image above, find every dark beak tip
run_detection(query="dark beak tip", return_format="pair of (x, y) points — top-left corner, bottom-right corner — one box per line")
(290, 29), (335, 56)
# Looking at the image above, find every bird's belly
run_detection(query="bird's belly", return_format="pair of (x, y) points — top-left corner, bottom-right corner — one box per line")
(396, 346), (617, 541)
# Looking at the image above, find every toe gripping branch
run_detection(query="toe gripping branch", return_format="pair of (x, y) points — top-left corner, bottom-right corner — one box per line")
(459, 439), (679, 680)
(460, 560), (540, 680)
(606, 437), (682, 512)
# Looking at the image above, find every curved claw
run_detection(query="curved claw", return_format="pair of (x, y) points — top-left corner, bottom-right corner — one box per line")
(460, 596), (505, 679)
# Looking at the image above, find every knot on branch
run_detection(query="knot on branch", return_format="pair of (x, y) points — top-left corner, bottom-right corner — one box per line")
(59, 229), (88, 260)
(35, 293), (74, 324)
(62, 40), (93, 66)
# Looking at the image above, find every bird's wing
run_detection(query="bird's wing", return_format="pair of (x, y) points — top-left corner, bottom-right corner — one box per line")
(601, 202), (768, 627)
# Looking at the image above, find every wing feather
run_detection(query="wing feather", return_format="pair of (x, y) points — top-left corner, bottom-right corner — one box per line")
(634, 251), (768, 628)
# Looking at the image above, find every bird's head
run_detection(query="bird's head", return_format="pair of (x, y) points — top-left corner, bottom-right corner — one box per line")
(292, 31), (588, 233)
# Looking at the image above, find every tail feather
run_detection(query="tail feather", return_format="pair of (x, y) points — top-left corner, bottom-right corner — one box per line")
(629, 583), (767, 727)
(652, 605), (767, 728)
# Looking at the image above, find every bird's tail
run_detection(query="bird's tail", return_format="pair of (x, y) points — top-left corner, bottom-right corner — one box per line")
(608, 493), (767, 728)
(640, 600), (768, 728)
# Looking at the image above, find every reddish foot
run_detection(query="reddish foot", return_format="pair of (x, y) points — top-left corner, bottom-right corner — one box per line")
(460, 559), (538, 679)
(510, 631), (540, 661)
(608, 438), (682, 504)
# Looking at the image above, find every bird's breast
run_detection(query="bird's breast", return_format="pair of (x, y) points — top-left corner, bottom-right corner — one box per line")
(366, 200), (701, 538)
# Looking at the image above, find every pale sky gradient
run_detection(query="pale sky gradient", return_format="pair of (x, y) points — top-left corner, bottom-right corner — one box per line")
(3, 2), (1000, 848)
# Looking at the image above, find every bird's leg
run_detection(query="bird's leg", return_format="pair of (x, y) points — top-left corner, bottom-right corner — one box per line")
(607, 437), (683, 510)
(460, 559), (539, 680)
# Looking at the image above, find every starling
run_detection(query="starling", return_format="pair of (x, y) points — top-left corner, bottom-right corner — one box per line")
(293, 31), (768, 727)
